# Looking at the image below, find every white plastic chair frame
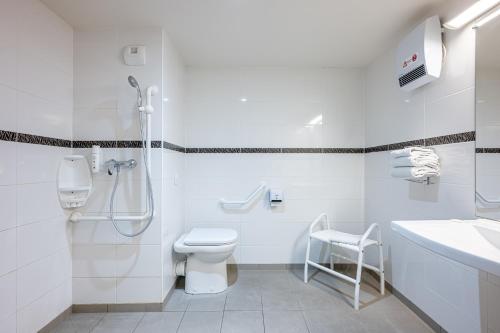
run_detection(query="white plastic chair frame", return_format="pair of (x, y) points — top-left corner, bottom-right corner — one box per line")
(304, 213), (385, 310)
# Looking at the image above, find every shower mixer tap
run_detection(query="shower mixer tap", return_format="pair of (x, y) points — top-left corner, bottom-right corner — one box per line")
(105, 159), (137, 175)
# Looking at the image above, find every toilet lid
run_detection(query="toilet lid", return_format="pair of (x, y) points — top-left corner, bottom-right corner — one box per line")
(184, 228), (238, 246)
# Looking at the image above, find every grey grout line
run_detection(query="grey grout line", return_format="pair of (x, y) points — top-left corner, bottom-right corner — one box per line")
(175, 310), (187, 333)
(131, 312), (146, 333)
(219, 296), (228, 333)
(301, 311), (311, 333)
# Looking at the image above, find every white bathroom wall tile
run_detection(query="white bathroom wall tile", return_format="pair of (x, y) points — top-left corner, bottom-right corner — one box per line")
(17, 278), (72, 333)
(433, 142), (475, 186)
(15, 0), (73, 75)
(115, 245), (161, 277)
(16, 143), (66, 184)
(364, 47), (426, 146)
(17, 249), (71, 309)
(72, 245), (116, 278)
(0, 141), (17, 186)
(0, 271), (16, 322)
(0, 84), (17, 132)
(0, 312), (16, 333)
(0, 0), (17, 89)
(0, 186), (16, 232)
(74, 29), (119, 109)
(425, 27), (475, 104)
(17, 91), (72, 139)
(72, 221), (118, 245)
(16, 183), (62, 226)
(73, 278), (116, 304)
(425, 87), (475, 138)
(0, 228), (16, 276)
(116, 277), (162, 303)
(17, 52), (73, 106)
(73, 107), (120, 141)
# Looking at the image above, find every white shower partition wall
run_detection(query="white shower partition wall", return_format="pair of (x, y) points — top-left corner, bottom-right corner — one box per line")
(72, 28), (185, 306)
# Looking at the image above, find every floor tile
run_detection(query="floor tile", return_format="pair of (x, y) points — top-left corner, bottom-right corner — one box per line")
(225, 291), (262, 310)
(303, 310), (367, 333)
(221, 311), (264, 333)
(187, 293), (227, 311)
(133, 312), (184, 333)
(263, 310), (309, 333)
(52, 313), (104, 333)
(177, 311), (223, 333)
(262, 290), (301, 310)
(163, 289), (191, 312)
(91, 313), (144, 333)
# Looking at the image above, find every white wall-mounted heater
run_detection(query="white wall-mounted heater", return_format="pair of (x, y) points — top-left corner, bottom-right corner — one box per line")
(396, 15), (443, 91)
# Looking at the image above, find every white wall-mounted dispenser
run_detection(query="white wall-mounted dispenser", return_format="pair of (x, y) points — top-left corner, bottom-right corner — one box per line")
(269, 188), (284, 207)
(123, 45), (146, 66)
(396, 15), (442, 91)
(91, 145), (100, 173)
(57, 155), (92, 209)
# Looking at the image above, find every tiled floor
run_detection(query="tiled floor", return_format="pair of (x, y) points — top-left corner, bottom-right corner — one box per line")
(51, 269), (434, 333)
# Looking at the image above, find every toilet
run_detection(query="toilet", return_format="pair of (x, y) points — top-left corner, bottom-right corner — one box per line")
(174, 228), (238, 294)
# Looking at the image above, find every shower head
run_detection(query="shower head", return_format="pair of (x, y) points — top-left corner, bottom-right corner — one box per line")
(128, 75), (143, 107)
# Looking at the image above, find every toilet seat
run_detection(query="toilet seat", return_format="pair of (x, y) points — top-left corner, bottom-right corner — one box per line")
(174, 228), (238, 254)
(184, 228), (238, 246)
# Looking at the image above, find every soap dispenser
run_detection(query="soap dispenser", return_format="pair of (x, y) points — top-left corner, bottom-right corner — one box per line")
(57, 155), (92, 209)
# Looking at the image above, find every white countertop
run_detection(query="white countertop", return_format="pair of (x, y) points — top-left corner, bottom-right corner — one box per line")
(392, 218), (500, 276)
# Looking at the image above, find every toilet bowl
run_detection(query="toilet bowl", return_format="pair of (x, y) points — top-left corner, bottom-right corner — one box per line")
(174, 228), (238, 294)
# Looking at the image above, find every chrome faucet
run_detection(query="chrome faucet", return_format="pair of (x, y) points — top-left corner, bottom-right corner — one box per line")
(106, 159), (137, 175)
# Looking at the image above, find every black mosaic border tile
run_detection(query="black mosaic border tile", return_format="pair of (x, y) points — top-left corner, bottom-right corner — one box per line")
(282, 148), (322, 153)
(240, 148), (282, 153)
(322, 148), (364, 154)
(365, 131), (476, 153)
(17, 133), (72, 147)
(477, 148), (500, 153)
(365, 145), (389, 153)
(424, 131), (475, 146)
(163, 141), (186, 153)
(0, 130), (17, 142)
(151, 141), (162, 148)
(388, 139), (425, 151)
(73, 140), (117, 148)
(0, 130), (476, 153)
(198, 148), (241, 153)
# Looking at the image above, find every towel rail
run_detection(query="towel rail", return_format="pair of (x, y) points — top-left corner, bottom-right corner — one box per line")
(220, 182), (266, 209)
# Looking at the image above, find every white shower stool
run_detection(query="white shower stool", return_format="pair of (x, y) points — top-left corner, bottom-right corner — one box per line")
(304, 213), (385, 310)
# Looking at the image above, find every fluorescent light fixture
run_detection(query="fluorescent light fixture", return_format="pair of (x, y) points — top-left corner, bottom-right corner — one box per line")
(240, 97), (247, 102)
(473, 5), (500, 27)
(444, 0), (500, 29)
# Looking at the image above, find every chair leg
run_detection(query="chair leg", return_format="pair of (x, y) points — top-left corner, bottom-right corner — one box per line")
(354, 249), (364, 310)
(379, 242), (385, 295)
(329, 244), (335, 270)
(304, 237), (311, 283)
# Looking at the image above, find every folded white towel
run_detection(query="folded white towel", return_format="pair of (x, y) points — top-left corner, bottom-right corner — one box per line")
(391, 155), (439, 168)
(390, 166), (440, 179)
(390, 147), (434, 158)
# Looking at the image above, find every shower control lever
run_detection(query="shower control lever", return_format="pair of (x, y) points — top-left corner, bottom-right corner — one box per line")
(105, 159), (137, 175)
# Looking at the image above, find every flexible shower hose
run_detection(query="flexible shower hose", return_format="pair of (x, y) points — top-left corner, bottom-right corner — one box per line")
(109, 110), (154, 237)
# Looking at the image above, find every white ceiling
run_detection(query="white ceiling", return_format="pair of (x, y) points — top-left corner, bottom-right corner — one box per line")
(42, 0), (452, 67)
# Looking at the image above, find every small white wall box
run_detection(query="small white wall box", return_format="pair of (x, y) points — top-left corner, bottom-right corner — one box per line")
(396, 15), (442, 91)
(123, 45), (146, 66)
(269, 188), (283, 207)
(57, 155), (92, 209)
